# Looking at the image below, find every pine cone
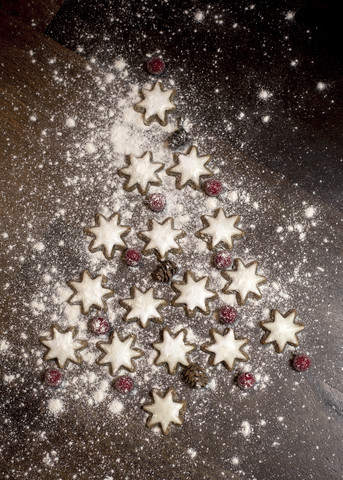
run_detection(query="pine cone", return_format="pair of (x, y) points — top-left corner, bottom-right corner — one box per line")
(183, 363), (208, 389)
(152, 260), (178, 283)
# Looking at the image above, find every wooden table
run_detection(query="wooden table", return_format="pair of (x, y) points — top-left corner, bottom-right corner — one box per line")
(1, 2), (342, 479)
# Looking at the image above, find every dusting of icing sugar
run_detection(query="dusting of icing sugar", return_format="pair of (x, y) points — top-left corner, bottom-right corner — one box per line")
(109, 399), (124, 414)
(48, 398), (64, 415)
(66, 118), (76, 127)
(305, 206), (316, 218)
(194, 11), (204, 22)
(187, 448), (197, 458)
(240, 420), (252, 438)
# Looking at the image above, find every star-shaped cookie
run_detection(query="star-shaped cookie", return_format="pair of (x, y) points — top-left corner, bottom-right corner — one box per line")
(134, 81), (176, 126)
(143, 387), (186, 435)
(96, 332), (144, 376)
(40, 325), (88, 369)
(167, 145), (212, 189)
(171, 270), (217, 317)
(222, 259), (267, 305)
(260, 309), (304, 353)
(201, 328), (249, 371)
(138, 217), (186, 260)
(196, 208), (244, 250)
(118, 151), (164, 195)
(84, 212), (130, 260)
(68, 270), (114, 315)
(120, 286), (168, 328)
(153, 328), (196, 374)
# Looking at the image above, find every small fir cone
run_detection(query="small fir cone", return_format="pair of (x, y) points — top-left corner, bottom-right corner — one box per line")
(183, 363), (208, 389)
(153, 260), (178, 283)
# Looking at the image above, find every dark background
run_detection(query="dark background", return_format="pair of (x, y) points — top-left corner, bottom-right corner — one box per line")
(46, 0), (343, 212)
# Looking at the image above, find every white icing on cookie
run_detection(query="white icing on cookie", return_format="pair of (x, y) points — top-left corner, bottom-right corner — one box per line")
(135, 81), (176, 125)
(118, 151), (164, 195)
(40, 326), (87, 369)
(120, 286), (167, 328)
(138, 217), (185, 259)
(222, 259), (266, 305)
(261, 310), (304, 353)
(143, 388), (186, 435)
(202, 328), (249, 370)
(68, 271), (113, 314)
(153, 328), (195, 374)
(197, 208), (244, 250)
(172, 271), (217, 317)
(96, 332), (143, 375)
(85, 213), (130, 259)
(168, 145), (212, 189)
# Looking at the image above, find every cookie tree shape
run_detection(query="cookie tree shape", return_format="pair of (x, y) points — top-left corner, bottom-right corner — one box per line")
(138, 217), (186, 260)
(153, 328), (196, 374)
(84, 213), (130, 260)
(96, 332), (144, 376)
(196, 208), (244, 250)
(118, 152), (164, 195)
(120, 286), (168, 328)
(171, 270), (217, 317)
(260, 309), (304, 353)
(134, 81), (176, 126)
(68, 270), (114, 315)
(167, 145), (212, 189)
(222, 259), (267, 305)
(201, 328), (249, 371)
(40, 325), (88, 369)
(143, 387), (186, 435)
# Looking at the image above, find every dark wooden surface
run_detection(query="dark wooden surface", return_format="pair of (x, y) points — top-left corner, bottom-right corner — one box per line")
(1, 2), (343, 480)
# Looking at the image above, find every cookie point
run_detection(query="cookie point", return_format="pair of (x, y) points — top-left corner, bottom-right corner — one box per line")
(125, 248), (142, 266)
(146, 57), (165, 75)
(44, 368), (63, 387)
(293, 354), (311, 372)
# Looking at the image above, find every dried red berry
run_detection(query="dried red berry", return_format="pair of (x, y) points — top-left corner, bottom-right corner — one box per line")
(293, 354), (311, 372)
(213, 250), (232, 269)
(44, 368), (63, 387)
(219, 305), (238, 325)
(204, 178), (223, 197)
(90, 316), (109, 335)
(115, 375), (134, 394)
(237, 372), (255, 390)
(146, 193), (166, 212)
(147, 57), (165, 75)
(125, 248), (142, 266)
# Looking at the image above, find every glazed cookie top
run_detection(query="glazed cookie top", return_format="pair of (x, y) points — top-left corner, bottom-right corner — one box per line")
(201, 328), (249, 371)
(40, 325), (88, 369)
(96, 332), (144, 375)
(260, 310), (304, 353)
(84, 213), (130, 260)
(120, 286), (168, 328)
(134, 81), (176, 126)
(197, 208), (244, 250)
(118, 151), (164, 195)
(68, 271), (114, 315)
(153, 328), (196, 375)
(143, 387), (186, 435)
(138, 217), (186, 259)
(222, 259), (267, 305)
(167, 145), (212, 189)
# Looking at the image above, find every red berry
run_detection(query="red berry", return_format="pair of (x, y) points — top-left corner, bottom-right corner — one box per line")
(90, 316), (109, 335)
(146, 193), (166, 212)
(219, 305), (237, 325)
(214, 250), (232, 269)
(147, 57), (165, 75)
(44, 368), (63, 387)
(293, 354), (311, 372)
(115, 376), (134, 394)
(237, 372), (255, 390)
(125, 248), (142, 266)
(204, 178), (223, 197)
